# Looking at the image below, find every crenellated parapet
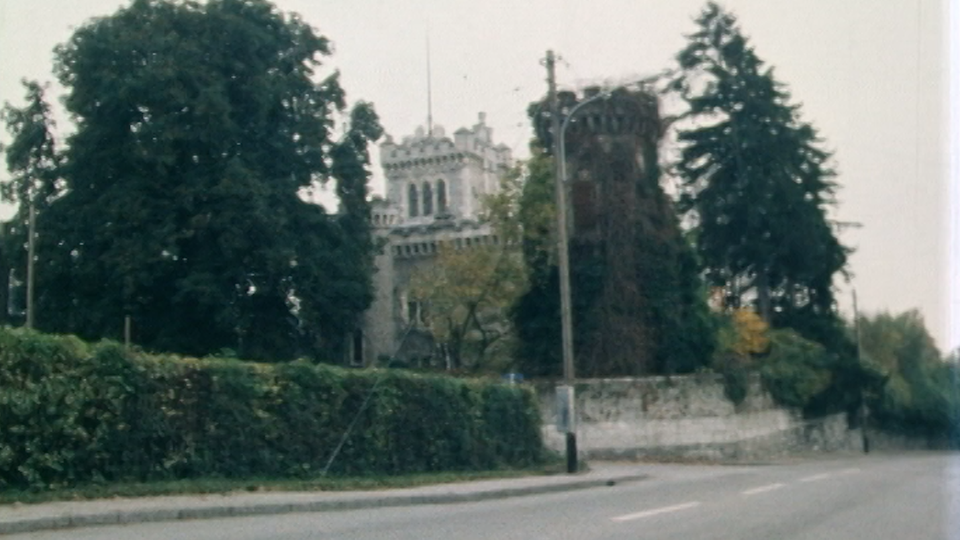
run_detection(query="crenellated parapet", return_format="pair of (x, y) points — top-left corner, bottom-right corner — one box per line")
(379, 112), (513, 223)
(380, 113), (513, 177)
(532, 87), (662, 155)
(562, 88), (661, 147)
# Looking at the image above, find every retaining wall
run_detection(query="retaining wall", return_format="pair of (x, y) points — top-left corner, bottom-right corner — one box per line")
(535, 374), (863, 461)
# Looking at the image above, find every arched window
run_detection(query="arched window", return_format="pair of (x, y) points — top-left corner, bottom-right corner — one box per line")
(422, 181), (433, 216)
(437, 179), (447, 214)
(408, 184), (419, 218)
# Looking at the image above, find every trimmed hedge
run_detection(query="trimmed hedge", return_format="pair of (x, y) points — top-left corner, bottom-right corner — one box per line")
(0, 328), (544, 491)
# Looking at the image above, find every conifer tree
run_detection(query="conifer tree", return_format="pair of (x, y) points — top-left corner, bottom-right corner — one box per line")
(668, 2), (849, 347)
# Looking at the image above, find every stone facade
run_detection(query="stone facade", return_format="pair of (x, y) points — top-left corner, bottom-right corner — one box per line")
(357, 114), (513, 366)
(536, 374), (865, 461)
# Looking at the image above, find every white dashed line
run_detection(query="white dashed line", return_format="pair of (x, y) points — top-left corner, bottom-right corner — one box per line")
(611, 501), (702, 522)
(800, 473), (832, 483)
(742, 483), (786, 496)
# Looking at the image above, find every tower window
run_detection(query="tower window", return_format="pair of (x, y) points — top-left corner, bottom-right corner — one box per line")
(422, 181), (434, 216)
(408, 184), (419, 218)
(437, 179), (447, 214)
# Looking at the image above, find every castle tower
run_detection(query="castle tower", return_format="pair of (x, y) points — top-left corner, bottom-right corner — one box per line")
(358, 113), (513, 366)
(379, 112), (512, 223)
(520, 87), (712, 376)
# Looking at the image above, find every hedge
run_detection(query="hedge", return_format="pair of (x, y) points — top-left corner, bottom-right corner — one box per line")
(0, 328), (544, 491)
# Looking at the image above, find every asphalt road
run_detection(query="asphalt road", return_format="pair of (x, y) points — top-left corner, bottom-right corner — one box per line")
(10, 453), (960, 540)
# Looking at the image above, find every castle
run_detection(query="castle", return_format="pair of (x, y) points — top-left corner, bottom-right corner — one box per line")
(353, 113), (514, 366)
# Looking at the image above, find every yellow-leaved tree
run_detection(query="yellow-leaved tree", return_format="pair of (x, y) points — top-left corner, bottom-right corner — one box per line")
(407, 165), (531, 372)
(730, 307), (770, 358)
(713, 306), (770, 404)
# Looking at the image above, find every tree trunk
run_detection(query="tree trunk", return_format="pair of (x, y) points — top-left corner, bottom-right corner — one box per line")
(757, 269), (772, 322)
(0, 257), (8, 326)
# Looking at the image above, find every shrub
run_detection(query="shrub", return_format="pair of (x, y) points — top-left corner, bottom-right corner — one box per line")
(0, 328), (544, 491)
(758, 329), (833, 410)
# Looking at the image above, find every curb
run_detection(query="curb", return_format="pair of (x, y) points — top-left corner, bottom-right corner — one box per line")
(0, 473), (648, 535)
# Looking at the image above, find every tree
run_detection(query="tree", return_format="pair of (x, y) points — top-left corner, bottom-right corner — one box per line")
(667, 2), (849, 346)
(1, 80), (63, 327)
(717, 307), (769, 360)
(857, 309), (956, 434)
(407, 168), (528, 372)
(32, 0), (381, 361)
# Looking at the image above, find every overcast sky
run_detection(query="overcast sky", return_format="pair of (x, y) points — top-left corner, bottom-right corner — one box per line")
(0, 0), (955, 352)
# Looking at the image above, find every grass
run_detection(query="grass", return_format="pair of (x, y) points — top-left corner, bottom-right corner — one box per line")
(0, 460), (571, 506)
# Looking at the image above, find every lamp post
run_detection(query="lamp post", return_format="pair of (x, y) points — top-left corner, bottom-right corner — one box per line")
(546, 49), (611, 474)
(555, 91), (610, 382)
(852, 287), (870, 453)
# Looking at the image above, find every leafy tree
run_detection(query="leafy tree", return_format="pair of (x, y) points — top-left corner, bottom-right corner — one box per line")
(1, 80), (63, 326)
(408, 168), (528, 372)
(722, 307), (769, 358)
(759, 329), (834, 409)
(858, 309), (957, 435)
(667, 2), (849, 347)
(31, 0), (381, 361)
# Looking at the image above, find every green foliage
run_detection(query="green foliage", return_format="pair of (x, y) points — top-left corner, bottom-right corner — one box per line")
(1, 80), (62, 211)
(759, 329), (834, 410)
(407, 168), (529, 372)
(858, 310), (960, 437)
(19, 0), (380, 361)
(718, 360), (750, 406)
(1, 80), (63, 327)
(0, 328), (544, 492)
(667, 2), (850, 332)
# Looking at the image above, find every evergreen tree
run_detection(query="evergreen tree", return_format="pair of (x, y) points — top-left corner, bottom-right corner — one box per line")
(668, 2), (849, 347)
(1, 80), (63, 326)
(27, 0), (381, 360)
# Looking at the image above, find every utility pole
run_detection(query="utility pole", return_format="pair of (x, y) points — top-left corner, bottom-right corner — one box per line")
(544, 49), (578, 473)
(25, 200), (36, 330)
(853, 288), (869, 453)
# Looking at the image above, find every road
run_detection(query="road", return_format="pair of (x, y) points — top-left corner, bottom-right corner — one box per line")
(9, 453), (960, 539)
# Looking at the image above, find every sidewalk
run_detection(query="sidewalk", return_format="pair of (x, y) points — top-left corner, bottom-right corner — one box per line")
(0, 465), (649, 535)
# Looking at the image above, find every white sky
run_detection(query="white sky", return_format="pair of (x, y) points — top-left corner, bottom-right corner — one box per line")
(0, 0), (955, 352)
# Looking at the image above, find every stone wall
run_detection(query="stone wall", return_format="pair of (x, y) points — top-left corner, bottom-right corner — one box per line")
(535, 374), (863, 461)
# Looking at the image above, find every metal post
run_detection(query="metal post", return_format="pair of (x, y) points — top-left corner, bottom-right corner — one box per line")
(853, 288), (869, 453)
(25, 200), (36, 330)
(124, 315), (132, 348)
(545, 50), (578, 473)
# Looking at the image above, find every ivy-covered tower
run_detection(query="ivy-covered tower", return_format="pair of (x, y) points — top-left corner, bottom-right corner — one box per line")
(515, 87), (715, 376)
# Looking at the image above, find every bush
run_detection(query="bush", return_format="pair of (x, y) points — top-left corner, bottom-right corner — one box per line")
(758, 329), (833, 410)
(857, 310), (960, 439)
(0, 328), (544, 491)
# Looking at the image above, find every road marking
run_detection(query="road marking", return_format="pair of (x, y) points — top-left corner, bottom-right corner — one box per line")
(742, 482), (786, 496)
(800, 473), (832, 483)
(611, 501), (702, 522)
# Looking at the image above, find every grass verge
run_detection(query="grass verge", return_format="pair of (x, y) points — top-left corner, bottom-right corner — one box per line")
(0, 460), (570, 506)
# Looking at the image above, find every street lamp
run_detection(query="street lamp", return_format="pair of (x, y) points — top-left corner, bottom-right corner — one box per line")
(556, 91), (611, 383)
